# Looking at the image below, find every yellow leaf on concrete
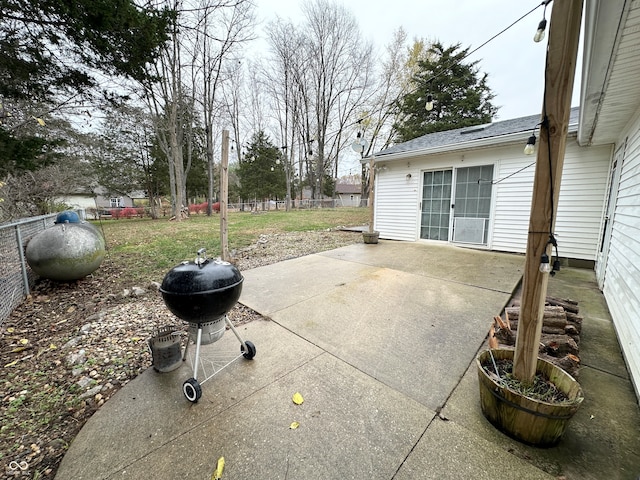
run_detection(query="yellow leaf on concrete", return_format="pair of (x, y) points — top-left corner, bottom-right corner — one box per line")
(212, 456), (225, 480)
(292, 392), (304, 405)
(4, 360), (18, 367)
(19, 339), (29, 345)
(289, 421), (300, 429)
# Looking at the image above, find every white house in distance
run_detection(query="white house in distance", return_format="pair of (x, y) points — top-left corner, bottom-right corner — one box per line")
(335, 180), (362, 207)
(369, 0), (640, 401)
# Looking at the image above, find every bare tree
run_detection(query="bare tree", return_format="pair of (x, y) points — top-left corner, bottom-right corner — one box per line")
(141, 0), (188, 219)
(98, 105), (161, 219)
(354, 28), (415, 200)
(301, 0), (373, 198)
(262, 1), (373, 202)
(140, 0), (254, 220)
(195, 0), (255, 215)
(264, 19), (308, 210)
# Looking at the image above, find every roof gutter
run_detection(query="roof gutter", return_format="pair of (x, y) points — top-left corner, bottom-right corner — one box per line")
(577, 0), (628, 146)
(364, 127), (578, 164)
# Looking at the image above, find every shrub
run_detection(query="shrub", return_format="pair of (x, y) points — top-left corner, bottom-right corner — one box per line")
(110, 208), (121, 219)
(121, 207), (137, 219)
(188, 202), (213, 214)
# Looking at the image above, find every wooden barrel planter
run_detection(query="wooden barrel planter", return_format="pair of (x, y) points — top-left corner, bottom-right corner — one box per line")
(476, 348), (583, 447)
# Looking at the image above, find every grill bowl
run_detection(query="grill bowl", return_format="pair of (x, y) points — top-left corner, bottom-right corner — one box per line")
(159, 258), (243, 323)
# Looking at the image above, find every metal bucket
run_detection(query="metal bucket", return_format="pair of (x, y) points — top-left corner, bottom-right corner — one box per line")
(148, 327), (183, 373)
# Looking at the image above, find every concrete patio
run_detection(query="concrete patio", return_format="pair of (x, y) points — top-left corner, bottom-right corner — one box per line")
(55, 241), (640, 480)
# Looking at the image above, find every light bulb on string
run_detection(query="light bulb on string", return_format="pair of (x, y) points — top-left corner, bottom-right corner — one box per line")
(534, 1), (550, 43)
(534, 18), (547, 42)
(539, 252), (552, 273)
(425, 94), (434, 112)
(524, 134), (536, 155)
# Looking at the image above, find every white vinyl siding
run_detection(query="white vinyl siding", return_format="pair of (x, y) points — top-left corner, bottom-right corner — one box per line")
(491, 156), (535, 254)
(551, 142), (611, 260)
(375, 140), (610, 260)
(492, 140), (610, 259)
(374, 169), (419, 241)
(602, 112), (640, 399)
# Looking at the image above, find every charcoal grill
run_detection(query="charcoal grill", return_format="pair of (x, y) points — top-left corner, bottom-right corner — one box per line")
(159, 248), (256, 402)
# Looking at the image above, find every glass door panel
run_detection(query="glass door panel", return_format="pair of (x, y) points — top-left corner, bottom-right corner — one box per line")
(421, 169), (452, 240)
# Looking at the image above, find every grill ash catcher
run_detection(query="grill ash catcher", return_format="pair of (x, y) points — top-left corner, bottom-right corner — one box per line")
(159, 248), (256, 403)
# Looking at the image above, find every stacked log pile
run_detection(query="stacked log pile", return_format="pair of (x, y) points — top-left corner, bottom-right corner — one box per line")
(488, 296), (583, 378)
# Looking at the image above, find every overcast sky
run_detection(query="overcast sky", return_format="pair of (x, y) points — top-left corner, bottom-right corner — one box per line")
(250, 0), (582, 176)
(253, 0), (582, 121)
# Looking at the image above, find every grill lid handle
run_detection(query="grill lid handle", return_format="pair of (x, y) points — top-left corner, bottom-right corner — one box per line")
(195, 248), (207, 266)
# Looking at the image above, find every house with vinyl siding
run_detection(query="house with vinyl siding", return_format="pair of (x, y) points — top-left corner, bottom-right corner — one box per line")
(369, 0), (640, 402)
(371, 108), (611, 263)
(578, 0), (640, 404)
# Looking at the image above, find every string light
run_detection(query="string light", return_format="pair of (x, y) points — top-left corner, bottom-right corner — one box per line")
(351, 122), (368, 157)
(534, 1), (552, 43)
(539, 252), (551, 273)
(524, 134), (536, 155)
(539, 234), (560, 275)
(425, 94), (434, 112)
(534, 18), (547, 42)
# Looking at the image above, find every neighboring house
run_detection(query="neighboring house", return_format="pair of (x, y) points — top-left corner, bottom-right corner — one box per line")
(57, 186), (144, 219)
(369, 0), (640, 401)
(335, 181), (362, 207)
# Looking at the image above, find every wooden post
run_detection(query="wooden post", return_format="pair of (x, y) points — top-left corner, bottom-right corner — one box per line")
(513, 0), (583, 383)
(368, 156), (375, 233)
(220, 130), (230, 261)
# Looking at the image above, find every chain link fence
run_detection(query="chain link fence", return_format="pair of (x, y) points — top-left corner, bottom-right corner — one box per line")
(0, 213), (65, 324)
(228, 199), (366, 211)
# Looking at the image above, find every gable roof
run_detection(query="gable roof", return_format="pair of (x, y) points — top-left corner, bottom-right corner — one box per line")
(375, 107), (580, 161)
(335, 182), (361, 194)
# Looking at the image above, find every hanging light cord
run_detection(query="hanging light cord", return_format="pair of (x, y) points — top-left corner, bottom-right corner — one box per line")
(537, 103), (561, 274)
(423, 1), (550, 86)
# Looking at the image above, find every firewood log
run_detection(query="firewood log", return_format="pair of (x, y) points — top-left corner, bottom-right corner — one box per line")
(505, 306), (567, 329)
(539, 334), (579, 357)
(545, 296), (579, 314)
(565, 311), (583, 333)
(540, 353), (580, 378)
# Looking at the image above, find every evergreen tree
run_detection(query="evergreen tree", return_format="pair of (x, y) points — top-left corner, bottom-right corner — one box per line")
(393, 42), (498, 143)
(238, 132), (285, 204)
(0, 0), (173, 179)
(0, 0), (173, 101)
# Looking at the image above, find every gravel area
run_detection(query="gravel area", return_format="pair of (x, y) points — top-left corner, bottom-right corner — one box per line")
(0, 229), (362, 479)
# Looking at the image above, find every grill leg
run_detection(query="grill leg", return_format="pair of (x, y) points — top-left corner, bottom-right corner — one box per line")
(182, 332), (190, 361)
(192, 325), (203, 381)
(225, 315), (246, 346)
